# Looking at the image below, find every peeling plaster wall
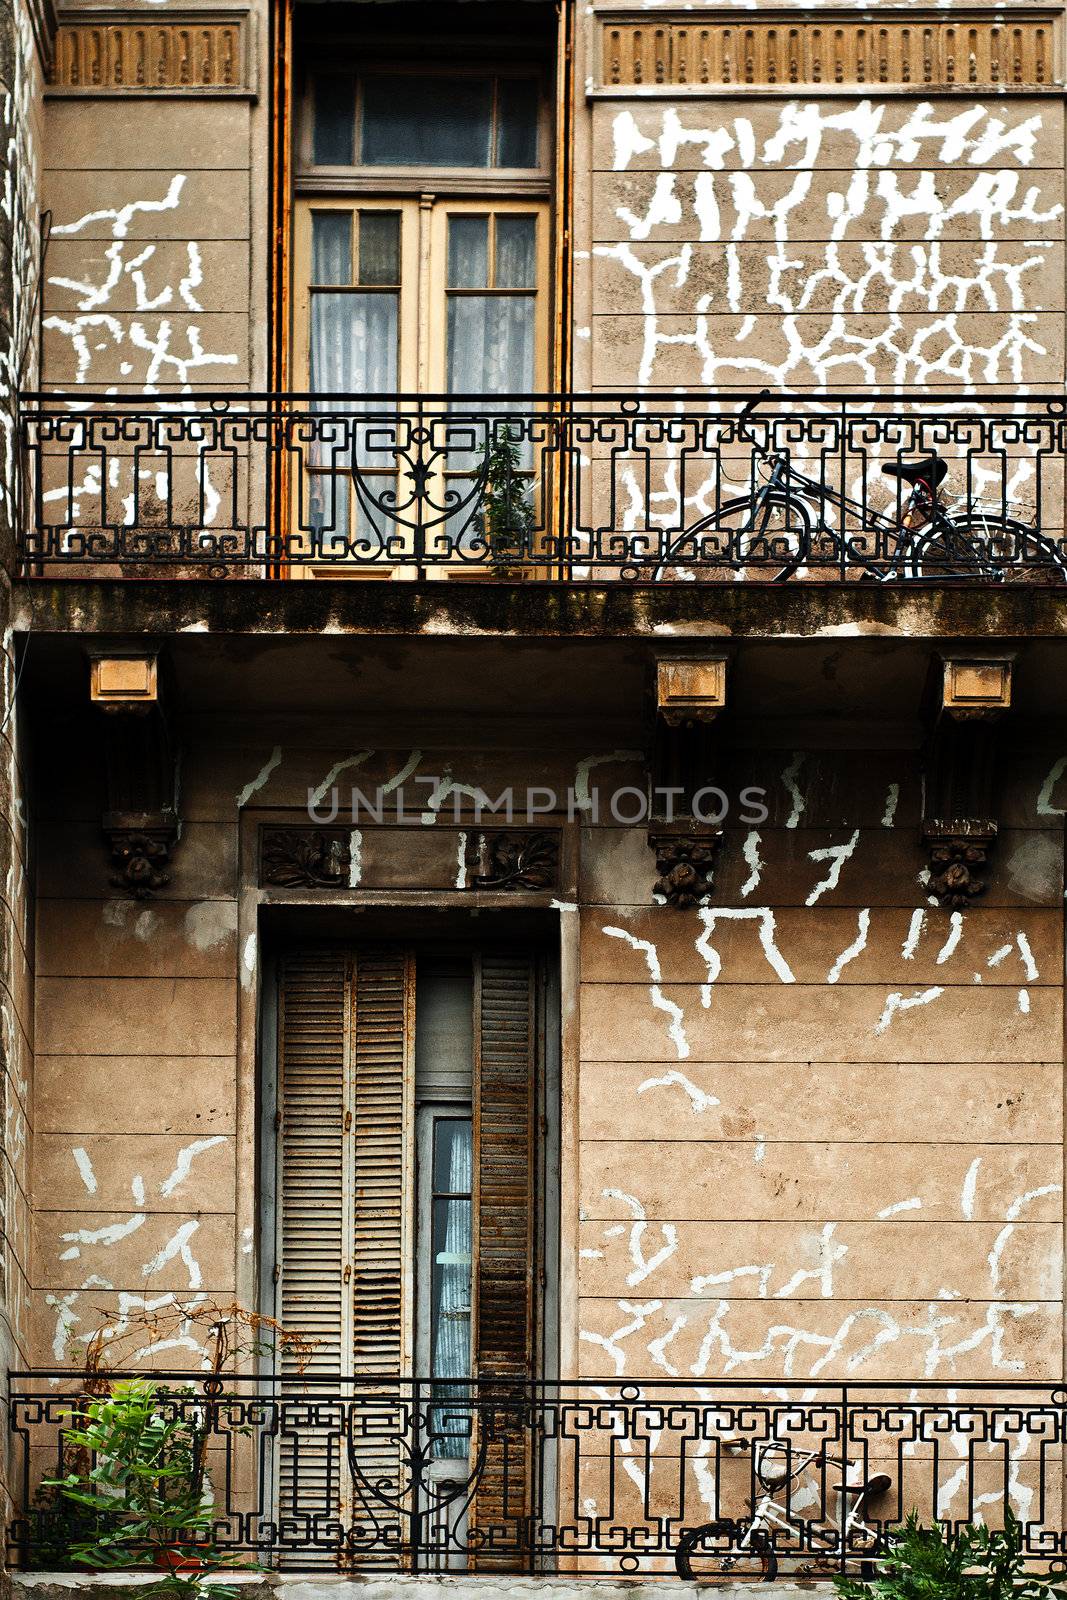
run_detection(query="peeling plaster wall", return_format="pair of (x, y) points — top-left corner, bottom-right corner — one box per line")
(572, 18), (1066, 393)
(577, 739), (1065, 1388)
(21, 723), (1067, 1404)
(40, 9), (267, 394)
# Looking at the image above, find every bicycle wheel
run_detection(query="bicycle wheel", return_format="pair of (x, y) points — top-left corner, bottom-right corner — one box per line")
(674, 1520), (779, 1582)
(949, 514), (1067, 584)
(652, 492), (814, 582)
(908, 513), (1067, 583)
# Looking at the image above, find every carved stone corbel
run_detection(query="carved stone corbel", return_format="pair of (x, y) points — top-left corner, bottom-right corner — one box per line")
(921, 655), (1012, 910)
(650, 820), (722, 908)
(92, 652), (180, 900)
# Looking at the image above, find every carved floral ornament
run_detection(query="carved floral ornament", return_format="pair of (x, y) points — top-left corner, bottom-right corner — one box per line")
(257, 827), (559, 893)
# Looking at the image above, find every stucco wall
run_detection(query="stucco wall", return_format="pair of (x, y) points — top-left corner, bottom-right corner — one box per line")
(22, 718), (1066, 1389)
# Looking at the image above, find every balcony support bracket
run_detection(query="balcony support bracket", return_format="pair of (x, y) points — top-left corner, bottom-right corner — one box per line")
(91, 651), (180, 899)
(921, 653), (1013, 911)
(648, 654), (729, 908)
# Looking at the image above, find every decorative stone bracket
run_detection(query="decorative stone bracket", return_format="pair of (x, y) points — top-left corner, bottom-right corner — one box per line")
(650, 821), (722, 909)
(647, 654), (729, 907)
(921, 654), (1012, 910)
(92, 652), (181, 899)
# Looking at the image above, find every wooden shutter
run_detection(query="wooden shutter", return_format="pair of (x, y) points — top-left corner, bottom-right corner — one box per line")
(277, 948), (413, 1571)
(277, 951), (350, 1565)
(469, 949), (538, 1569)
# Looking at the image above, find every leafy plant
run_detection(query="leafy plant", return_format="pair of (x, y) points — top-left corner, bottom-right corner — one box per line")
(479, 425), (534, 561)
(41, 1377), (236, 1600)
(834, 1510), (1067, 1600)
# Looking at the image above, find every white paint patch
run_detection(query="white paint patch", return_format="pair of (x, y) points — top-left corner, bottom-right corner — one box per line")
(881, 783), (900, 827)
(637, 1069), (719, 1113)
(240, 933), (257, 992)
(901, 908), (926, 959)
(308, 752), (372, 810)
(961, 1157), (982, 1219)
(241, 1226), (253, 1256)
(349, 830), (363, 888)
(236, 746), (282, 808)
(455, 832), (468, 890)
(827, 908), (871, 984)
(603, 925), (690, 1059)
(935, 912), (964, 964)
(602, 1189), (680, 1288)
(183, 901), (237, 952)
(1036, 755), (1067, 816)
(72, 1147), (97, 1196)
(874, 985), (944, 1034)
(1018, 989), (1031, 1014)
(573, 751), (645, 816)
(60, 1213), (146, 1261)
(159, 1136), (226, 1197)
(781, 753), (806, 828)
(695, 906), (795, 1004)
(739, 830), (764, 896)
(877, 1197), (922, 1218)
(142, 1219), (202, 1288)
(805, 829), (860, 906)
(131, 1175), (146, 1206)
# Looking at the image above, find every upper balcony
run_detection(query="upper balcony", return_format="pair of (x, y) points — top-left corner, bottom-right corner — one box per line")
(17, 390), (1067, 588)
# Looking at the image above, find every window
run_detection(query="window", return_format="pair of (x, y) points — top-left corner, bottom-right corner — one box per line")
(291, 45), (552, 571)
(310, 72), (541, 171)
(274, 944), (550, 1570)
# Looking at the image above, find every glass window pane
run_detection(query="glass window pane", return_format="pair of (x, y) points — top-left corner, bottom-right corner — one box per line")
(496, 78), (539, 167)
(448, 216), (488, 289)
(311, 212), (352, 286)
(430, 1116), (473, 1387)
(448, 294), (535, 395)
(310, 291), (398, 394)
(313, 75), (354, 165)
(432, 1117), (473, 1193)
(358, 211), (400, 286)
(494, 215), (537, 289)
(361, 76), (492, 167)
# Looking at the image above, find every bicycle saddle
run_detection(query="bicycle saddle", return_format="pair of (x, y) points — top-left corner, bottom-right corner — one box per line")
(832, 1473), (893, 1498)
(881, 456), (947, 489)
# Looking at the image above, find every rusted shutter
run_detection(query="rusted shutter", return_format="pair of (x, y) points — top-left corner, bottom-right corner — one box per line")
(346, 949), (414, 1568)
(469, 950), (537, 1569)
(277, 951), (350, 1565)
(277, 948), (413, 1570)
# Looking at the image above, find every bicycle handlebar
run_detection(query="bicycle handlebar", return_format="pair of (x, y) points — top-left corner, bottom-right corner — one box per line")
(737, 388), (771, 444)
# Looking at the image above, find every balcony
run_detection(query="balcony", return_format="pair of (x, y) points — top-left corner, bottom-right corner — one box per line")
(17, 391), (1067, 584)
(9, 1374), (1067, 1578)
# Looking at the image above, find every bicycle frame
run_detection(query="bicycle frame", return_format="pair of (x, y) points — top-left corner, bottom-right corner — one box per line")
(727, 1444), (883, 1568)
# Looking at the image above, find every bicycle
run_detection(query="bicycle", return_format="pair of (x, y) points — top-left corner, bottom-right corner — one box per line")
(673, 1438), (893, 1582)
(650, 390), (1067, 584)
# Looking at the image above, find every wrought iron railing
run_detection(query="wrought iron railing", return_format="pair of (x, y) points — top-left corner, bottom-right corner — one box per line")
(9, 1374), (1067, 1577)
(17, 390), (1067, 581)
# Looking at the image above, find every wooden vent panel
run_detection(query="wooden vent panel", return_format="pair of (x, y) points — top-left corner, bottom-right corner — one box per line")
(600, 14), (1059, 90)
(49, 18), (244, 92)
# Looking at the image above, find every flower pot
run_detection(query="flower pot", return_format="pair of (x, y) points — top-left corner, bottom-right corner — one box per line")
(152, 1547), (204, 1573)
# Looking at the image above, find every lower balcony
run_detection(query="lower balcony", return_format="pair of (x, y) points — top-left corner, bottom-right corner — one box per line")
(17, 391), (1067, 584)
(8, 1374), (1067, 1582)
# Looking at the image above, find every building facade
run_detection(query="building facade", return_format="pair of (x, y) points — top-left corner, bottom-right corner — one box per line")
(0, 0), (1066, 1587)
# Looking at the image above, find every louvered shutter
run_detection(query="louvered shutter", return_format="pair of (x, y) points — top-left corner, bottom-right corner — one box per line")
(469, 950), (538, 1570)
(277, 948), (413, 1571)
(277, 951), (350, 1564)
(347, 949), (414, 1568)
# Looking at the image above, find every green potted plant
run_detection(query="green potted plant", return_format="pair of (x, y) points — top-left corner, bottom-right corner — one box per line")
(42, 1376), (236, 1598)
(834, 1510), (1067, 1600)
(479, 424), (534, 574)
